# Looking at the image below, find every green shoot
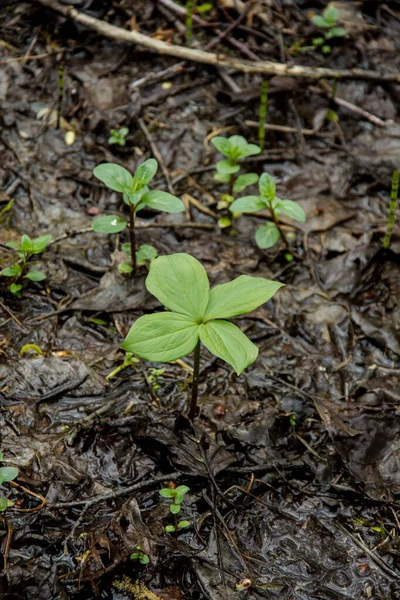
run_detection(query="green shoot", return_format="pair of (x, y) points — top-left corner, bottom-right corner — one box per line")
(383, 170), (399, 250)
(185, 0), (194, 45)
(119, 243), (157, 275)
(0, 453), (18, 512)
(91, 160), (184, 275)
(106, 351), (139, 381)
(109, 127), (129, 147)
(122, 253), (283, 418)
(258, 80), (268, 151)
(160, 485), (191, 533)
(146, 367), (165, 391)
(130, 545), (149, 565)
(311, 6), (345, 54)
(0, 234), (52, 296)
(229, 173), (306, 250)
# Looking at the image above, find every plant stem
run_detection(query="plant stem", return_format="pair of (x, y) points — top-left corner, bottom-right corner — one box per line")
(383, 170), (399, 250)
(258, 80), (268, 151)
(185, 0), (194, 46)
(129, 206), (136, 274)
(269, 205), (290, 249)
(189, 340), (200, 420)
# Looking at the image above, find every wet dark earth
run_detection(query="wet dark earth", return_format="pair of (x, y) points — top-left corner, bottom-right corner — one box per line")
(1, 1), (400, 599)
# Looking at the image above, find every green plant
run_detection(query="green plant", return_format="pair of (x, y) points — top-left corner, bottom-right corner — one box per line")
(119, 243), (158, 275)
(258, 80), (268, 151)
(146, 367), (165, 391)
(0, 453), (18, 512)
(211, 135), (261, 228)
(91, 160), (184, 275)
(109, 127), (129, 147)
(122, 253), (283, 418)
(0, 234), (52, 296)
(229, 173), (306, 250)
(130, 545), (149, 565)
(311, 6), (345, 54)
(383, 170), (399, 250)
(160, 485), (191, 533)
(106, 351), (139, 381)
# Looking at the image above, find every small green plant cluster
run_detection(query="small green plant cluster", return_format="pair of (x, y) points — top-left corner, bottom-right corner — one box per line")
(130, 545), (149, 565)
(122, 253), (283, 418)
(0, 453), (18, 512)
(311, 6), (345, 54)
(91, 160), (184, 275)
(230, 173), (306, 250)
(211, 135), (261, 228)
(109, 127), (129, 147)
(0, 234), (52, 296)
(146, 367), (165, 391)
(159, 485), (190, 533)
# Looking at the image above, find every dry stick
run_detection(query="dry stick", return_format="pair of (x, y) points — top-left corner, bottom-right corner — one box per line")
(34, 0), (400, 82)
(138, 118), (176, 195)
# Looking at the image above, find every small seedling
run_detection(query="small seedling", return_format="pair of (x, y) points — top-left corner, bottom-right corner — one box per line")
(160, 485), (191, 533)
(106, 351), (139, 381)
(0, 453), (18, 512)
(383, 170), (399, 250)
(122, 253), (283, 418)
(109, 127), (129, 147)
(311, 6), (345, 54)
(229, 173), (306, 250)
(91, 160), (184, 275)
(211, 135), (261, 228)
(0, 234), (52, 296)
(146, 367), (165, 391)
(119, 243), (157, 275)
(130, 545), (149, 565)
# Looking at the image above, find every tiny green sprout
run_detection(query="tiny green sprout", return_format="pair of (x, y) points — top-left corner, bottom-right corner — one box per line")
(160, 485), (191, 533)
(106, 351), (139, 381)
(311, 6), (345, 53)
(91, 160), (184, 275)
(146, 367), (165, 391)
(122, 253), (283, 419)
(109, 127), (129, 146)
(0, 453), (18, 513)
(119, 243), (158, 275)
(0, 234), (52, 296)
(229, 173), (306, 250)
(130, 545), (149, 565)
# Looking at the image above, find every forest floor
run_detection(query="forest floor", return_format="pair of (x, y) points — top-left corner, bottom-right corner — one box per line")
(1, 1), (400, 599)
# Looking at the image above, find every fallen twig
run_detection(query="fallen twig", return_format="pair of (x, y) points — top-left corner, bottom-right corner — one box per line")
(34, 0), (400, 82)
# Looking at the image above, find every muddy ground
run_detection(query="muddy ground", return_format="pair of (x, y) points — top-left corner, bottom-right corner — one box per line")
(1, 1), (400, 599)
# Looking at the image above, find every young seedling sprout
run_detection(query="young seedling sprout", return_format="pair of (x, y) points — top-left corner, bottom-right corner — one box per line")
(122, 253), (283, 419)
(130, 545), (149, 565)
(0, 453), (18, 512)
(311, 6), (345, 54)
(92, 160), (184, 275)
(159, 485), (191, 533)
(0, 234), (52, 296)
(229, 173), (306, 250)
(109, 127), (129, 147)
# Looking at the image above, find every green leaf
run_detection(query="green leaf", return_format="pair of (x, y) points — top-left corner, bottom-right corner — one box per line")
(140, 554), (149, 565)
(136, 244), (158, 265)
(118, 261), (133, 274)
(1, 265), (22, 277)
(165, 525), (176, 533)
(204, 275), (284, 321)
(124, 186), (149, 207)
(93, 163), (133, 192)
(216, 160), (240, 175)
(175, 485), (190, 496)
(323, 6), (339, 23)
(255, 222), (280, 249)
(0, 467), (18, 482)
(120, 127), (129, 137)
(92, 215), (127, 233)
(5, 242), (20, 251)
(0, 497), (8, 512)
(325, 27), (345, 39)
(121, 312), (199, 362)
(197, 3), (213, 13)
(170, 504), (181, 514)
(211, 136), (231, 157)
(217, 217), (231, 229)
(275, 199), (306, 222)
(214, 172), (231, 183)
(31, 235), (52, 254)
(229, 196), (266, 213)
(233, 173), (259, 194)
(145, 254), (210, 321)
(313, 37), (324, 46)
(259, 173), (276, 202)
(199, 320), (258, 375)
(236, 143), (261, 159)
(311, 15), (331, 28)
(141, 190), (185, 213)
(24, 270), (46, 281)
(159, 488), (176, 498)
(177, 520), (191, 530)
(130, 553), (140, 560)
(20, 234), (33, 253)
(9, 283), (22, 295)
(132, 158), (158, 190)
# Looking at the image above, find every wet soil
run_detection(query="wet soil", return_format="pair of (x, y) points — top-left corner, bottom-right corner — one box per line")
(1, 1), (400, 599)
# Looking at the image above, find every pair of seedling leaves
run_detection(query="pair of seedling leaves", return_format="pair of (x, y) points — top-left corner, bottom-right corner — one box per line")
(0, 453), (19, 512)
(122, 253), (283, 375)
(211, 135), (260, 195)
(311, 6), (345, 52)
(159, 485), (190, 533)
(91, 159), (184, 273)
(1, 234), (52, 295)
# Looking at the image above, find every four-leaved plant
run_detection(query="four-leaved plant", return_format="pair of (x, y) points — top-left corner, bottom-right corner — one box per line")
(109, 126), (129, 147)
(212, 135), (260, 228)
(0, 234), (52, 296)
(311, 6), (345, 54)
(160, 485), (191, 533)
(0, 453), (18, 512)
(122, 253), (283, 418)
(230, 173), (306, 250)
(92, 160), (184, 275)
